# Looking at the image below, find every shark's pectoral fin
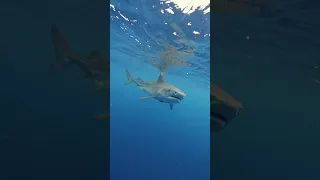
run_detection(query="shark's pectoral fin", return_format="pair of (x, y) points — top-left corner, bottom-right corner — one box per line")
(170, 103), (173, 110)
(139, 96), (156, 100)
(68, 57), (93, 77)
(124, 81), (131, 85)
(125, 69), (134, 85)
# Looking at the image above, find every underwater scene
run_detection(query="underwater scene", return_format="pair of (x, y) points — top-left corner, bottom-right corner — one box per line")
(1, 0), (320, 180)
(110, 0), (210, 180)
(0, 0), (110, 179)
(211, 0), (320, 180)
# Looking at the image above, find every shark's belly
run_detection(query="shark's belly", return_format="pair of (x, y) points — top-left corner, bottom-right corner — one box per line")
(154, 96), (180, 104)
(141, 87), (180, 104)
(141, 88), (154, 96)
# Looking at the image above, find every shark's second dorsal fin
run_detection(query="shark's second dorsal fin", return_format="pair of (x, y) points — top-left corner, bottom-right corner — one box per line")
(157, 73), (165, 83)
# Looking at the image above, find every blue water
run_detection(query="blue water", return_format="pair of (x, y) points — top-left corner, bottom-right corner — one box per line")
(1, 0), (320, 180)
(211, 1), (320, 180)
(110, 0), (210, 180)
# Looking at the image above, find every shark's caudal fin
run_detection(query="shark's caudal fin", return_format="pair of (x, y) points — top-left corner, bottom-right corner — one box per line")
(125, 69), (134, 85)
(50, 24), (77, 72)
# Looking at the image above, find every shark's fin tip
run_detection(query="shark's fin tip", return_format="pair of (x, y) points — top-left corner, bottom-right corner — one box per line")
(157, 73), (165, 83)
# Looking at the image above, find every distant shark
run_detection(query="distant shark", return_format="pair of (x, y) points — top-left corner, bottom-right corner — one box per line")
(50, 24), (109, 91)
(50, 24), (110, 120)
(50, 24), (78, 70)
(125, 69), (186, 110)
(210, 83), (244, 132)
(69, 50), (110, 91)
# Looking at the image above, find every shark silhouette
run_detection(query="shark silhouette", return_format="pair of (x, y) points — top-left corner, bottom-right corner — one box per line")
(211, 83), (244, 132)
(50, 24), (109, 120)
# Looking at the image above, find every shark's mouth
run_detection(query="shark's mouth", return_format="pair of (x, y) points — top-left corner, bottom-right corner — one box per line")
(169, 95), (182, 101)
(211, 112), (228, 124)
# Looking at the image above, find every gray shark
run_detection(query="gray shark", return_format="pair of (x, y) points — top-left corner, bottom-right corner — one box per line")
(50, 24), (110, 120)
(210, 83), (244, 132)
(125, 69), (186, 110)
(50, 24), (109, 91)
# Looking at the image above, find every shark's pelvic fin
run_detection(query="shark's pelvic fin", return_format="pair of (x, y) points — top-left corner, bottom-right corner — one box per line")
(139, 96), (156, 100)
(170, 103), (173, 110)
(157, 73), (165, 83)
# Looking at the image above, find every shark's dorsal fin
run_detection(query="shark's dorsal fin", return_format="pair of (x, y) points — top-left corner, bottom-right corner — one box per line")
(157, 73), (165, 83)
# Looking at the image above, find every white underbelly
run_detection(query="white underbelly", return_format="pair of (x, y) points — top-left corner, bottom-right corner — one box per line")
(154, 96), (180, 104)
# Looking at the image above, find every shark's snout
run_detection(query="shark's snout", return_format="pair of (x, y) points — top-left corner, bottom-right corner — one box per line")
(178, 90), (187, 98)
(170, 91), (186, 101)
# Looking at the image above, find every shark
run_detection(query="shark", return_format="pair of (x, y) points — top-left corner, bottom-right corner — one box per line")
(210, 83), (244, 132)
(69, 50), (110, 91)
(50, 24), (110, 120)
(125, 69), (186, 110)
(50, 24), (78, 70)
(50, 24), (109, 91)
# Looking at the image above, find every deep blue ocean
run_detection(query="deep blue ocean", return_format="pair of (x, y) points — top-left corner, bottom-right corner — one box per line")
(1, 0), (320, 180)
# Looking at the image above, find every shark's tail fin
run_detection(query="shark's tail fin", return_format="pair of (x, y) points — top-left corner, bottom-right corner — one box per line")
(50, 23), (77, 72)
(125, 69), (134, 85)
